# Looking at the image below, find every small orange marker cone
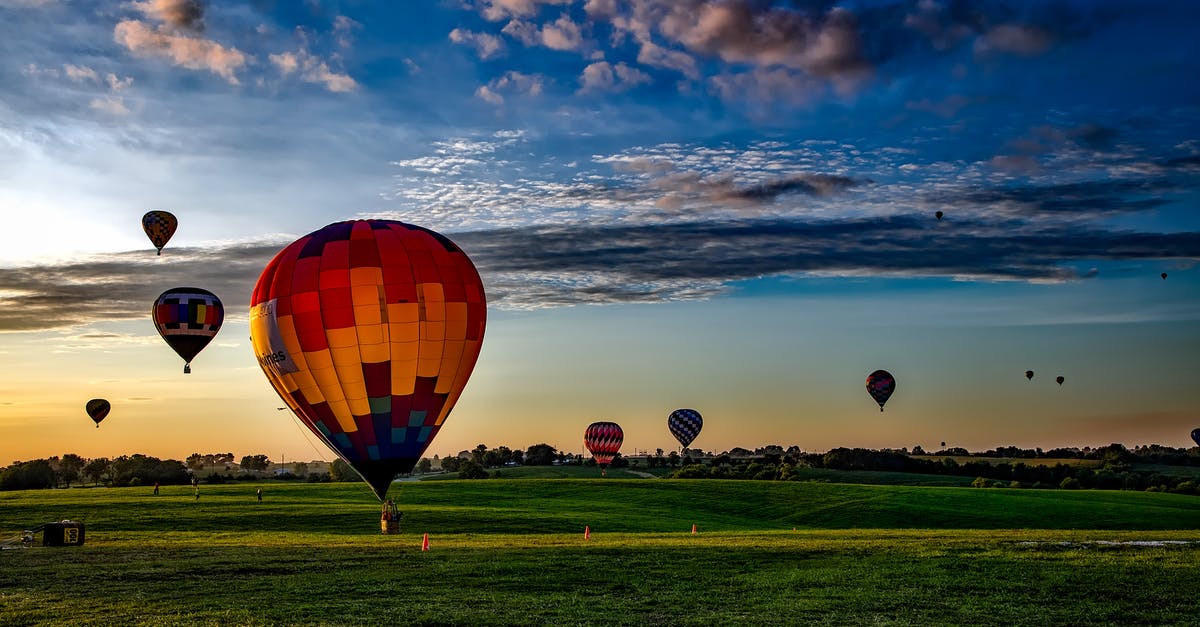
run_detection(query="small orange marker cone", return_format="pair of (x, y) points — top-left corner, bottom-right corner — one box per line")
(691, 523), (698, 534)
(421, 533), (430, 551)
(584, 525), (591, 540)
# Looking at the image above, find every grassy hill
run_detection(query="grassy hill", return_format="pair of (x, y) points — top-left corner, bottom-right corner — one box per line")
(1, 480), (1197, 625)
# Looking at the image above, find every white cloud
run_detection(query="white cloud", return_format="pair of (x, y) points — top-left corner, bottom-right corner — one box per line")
(269, 48), (357, 92)
(449, 28), (506, 60)
(114, 19), (248, 84)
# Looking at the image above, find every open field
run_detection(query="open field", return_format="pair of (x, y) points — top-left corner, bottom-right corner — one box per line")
(2, 481), (1198, 625)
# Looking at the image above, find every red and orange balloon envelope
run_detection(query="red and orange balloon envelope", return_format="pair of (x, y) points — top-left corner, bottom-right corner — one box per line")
(585, 421), (624, 472)
(152, 287), (223, 374)
(866, 370), (895, 412)
(85, 399), (110, 428)
(249, 220), (486, 500)
(142, 210), (178, 255)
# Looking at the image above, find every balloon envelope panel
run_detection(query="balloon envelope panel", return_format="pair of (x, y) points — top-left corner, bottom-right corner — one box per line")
(667, 408), (703, 448)
(152, 287), (223, 366)
(249, 220), (486, 500)
(1192, 428), (1200, 448)
(585, 421), (624, 467)
(866, 369), (895, 411)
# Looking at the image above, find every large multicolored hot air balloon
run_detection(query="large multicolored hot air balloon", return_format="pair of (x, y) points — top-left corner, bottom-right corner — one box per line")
(1191, 428), (1200, 448)
(85, 399), (110, 428)
(584, 421), (623, 475)
(866, 370), (895, 412)
(152, 287), (223, 374)
(249, 220), (486, 500)
(668, 408), (703, 449)
(142, 210), (178, 255)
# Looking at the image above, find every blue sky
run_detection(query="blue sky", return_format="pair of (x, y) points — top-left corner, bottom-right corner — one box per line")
(1, 0), (1198, 464)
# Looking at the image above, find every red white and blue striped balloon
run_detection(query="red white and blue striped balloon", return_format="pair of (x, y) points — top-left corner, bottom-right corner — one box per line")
(584, 421), (623, 468)
(667, 408), (703, 448)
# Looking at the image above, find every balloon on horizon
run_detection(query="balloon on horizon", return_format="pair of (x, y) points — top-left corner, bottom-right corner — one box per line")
(584, 421), (623, 475)
(667, 408), (703, 449)
(141, 210), (177, 255)
(1025, 370), (1034, 381)
(152, 287), (223, 374)
(249, 220), (486, 501)
(866, 370), (895, 412)
(85, 399), (110, 428)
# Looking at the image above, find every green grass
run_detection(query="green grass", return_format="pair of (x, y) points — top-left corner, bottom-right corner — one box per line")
(1, 481), (1198, 625)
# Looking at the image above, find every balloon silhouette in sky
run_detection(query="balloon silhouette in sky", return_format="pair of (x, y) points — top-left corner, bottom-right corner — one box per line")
(1025, 370), (1034, 381)
(585, 421), (624, 475)
(1191, 428), (1200, 448)
(85, 399), (110, 428)
(153, 287), (223, 374)
(668, 408), (703, 449)
(1056, 376), (1065, 386)
(935, 211), (944, 221)
(250, 220), (486, 500)
(142, 210), (178, 255)
(866, 370), (895, 412)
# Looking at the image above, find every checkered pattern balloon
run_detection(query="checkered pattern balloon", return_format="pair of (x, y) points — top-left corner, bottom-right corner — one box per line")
(865, 369), (895, 412)
(153, 287), (223, 372)
(1192, 428), (1200, 448)
(584, 421), (624, 467)
(142, 210), (178, 255)
(249, 220), (486, 500)
(85, 399), (110, 427)
(667, 408), (703, 448)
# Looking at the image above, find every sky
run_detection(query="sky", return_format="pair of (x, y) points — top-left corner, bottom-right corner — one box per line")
(1, 0), (1198, 466)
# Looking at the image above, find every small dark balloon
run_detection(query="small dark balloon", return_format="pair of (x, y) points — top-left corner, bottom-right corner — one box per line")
(1162, 272), (1168, 280)
(935, 211), (944, 221)
(1025, 370), (1034, 381)
(1056, 376), (1064, 386)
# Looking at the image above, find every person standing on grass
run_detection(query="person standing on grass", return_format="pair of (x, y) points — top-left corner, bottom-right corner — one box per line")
(153, 482), (159, 496)
(256, 488), (262, 502)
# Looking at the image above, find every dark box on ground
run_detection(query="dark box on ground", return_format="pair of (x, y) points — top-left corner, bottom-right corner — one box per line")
(43, 521), (85, 547)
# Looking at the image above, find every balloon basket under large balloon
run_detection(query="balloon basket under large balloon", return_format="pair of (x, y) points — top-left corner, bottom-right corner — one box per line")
(156, 249), (162, 256)
(183, 363), (191, 374)
(380, 500), (401, 534)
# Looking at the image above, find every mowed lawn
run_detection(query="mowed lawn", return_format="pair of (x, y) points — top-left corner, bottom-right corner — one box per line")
(1, 480), (1198, 625)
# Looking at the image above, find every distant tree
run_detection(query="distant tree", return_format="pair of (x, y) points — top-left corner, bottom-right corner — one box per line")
(1059, 477), (1081, 490)
(58, 453), (85, 488)
(185, 453), (205, 470)
(83, 457), (111, 485)
(330, 459), (357, 482)
(667, 451), (680, 468)
(416, 458), (432, 474)
(457, 459), (489, 479)
(0, 459), (57, 490)
(471, 444), (488, 466)
(524, 444), (558, 466)
(509, 450), (524, 465)
(240, 455), (271, 471)
(441, 456), (461, 472)
(291, 462), (309, 477)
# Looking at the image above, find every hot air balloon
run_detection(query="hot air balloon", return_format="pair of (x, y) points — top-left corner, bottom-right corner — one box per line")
(249, 220), (486, 500)
(865, 370), (895, 412)
(668, 409), (703, 449)
(152, 287), (223, 374)
(142, 210), (178, 255)
(1056, 376), (1065, 386)
(585, 421), (623, 475)
(85, 399), (110, 428)
(935, 211), (944, 221)
(1025, 370), (1034, 381)
(1162, 272), (1168, 280)
(1191, 428), (1200, 448)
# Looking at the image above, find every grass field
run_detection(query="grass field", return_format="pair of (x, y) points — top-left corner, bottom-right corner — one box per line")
(2, 480), (1198, 625)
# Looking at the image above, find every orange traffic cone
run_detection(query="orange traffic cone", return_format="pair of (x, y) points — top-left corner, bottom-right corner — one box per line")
(421, 533), (430, 551)
(691, 523), (698, 534)
(584, 525), (591, 540)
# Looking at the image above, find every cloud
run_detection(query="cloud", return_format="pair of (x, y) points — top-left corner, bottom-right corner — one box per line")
(540, 13), (584, 51)
(114, 19), (248, 84)
(450, 28), (506, 60)
(63, 64), (99, 83)
(974, 23), (1052, 57)
(332, 15), (361, 48)
(129, 0), (205, 33)
(475, 71), (545, 105)
(269, 46), (357, 92)
(477, 0), (571, 22)
(578, 61), (650, 93)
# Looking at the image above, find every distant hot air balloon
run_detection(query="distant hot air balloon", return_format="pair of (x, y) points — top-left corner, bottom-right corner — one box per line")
(585, 421), (624, 475)
(1056, 376), (1065, 386)
(1162, 272), (1168, 280)
(1191, 428), (1200, 448)
(1025, 370), (1034, 381)
(152, 287), (223, 374)
(142, 211), (178, 255)
(940, 441), (946, 448)
(667, 409), (703, 449)
(85, 399), (110, 428)
(866, 370), (895, 412)
(935, 211), (944, 221)
(249, 220), (486, 501)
